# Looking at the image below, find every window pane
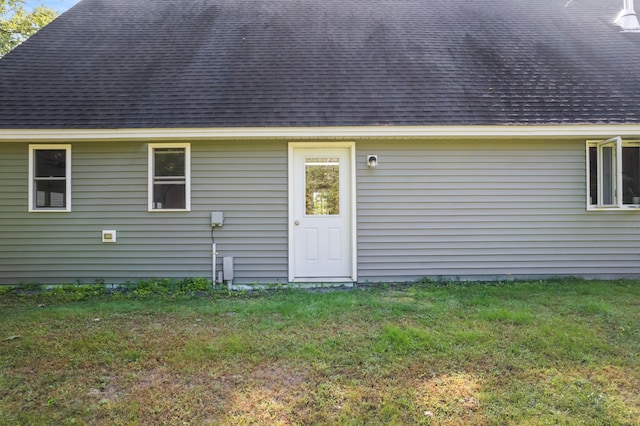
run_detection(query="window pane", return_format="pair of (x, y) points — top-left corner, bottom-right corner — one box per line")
(35, 180), (66, 208)
(35, 150), (66, 178)
(588, 147), (598, 205)
(622, 146), (640, 204)
(305, 157), (339, 215)
(153, 183), (186, 209)
(601, 146), (615, 205)
(154, 149), (185, 177)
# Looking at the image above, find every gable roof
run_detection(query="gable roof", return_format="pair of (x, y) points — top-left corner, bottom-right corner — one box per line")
(0, 0), (639, 129)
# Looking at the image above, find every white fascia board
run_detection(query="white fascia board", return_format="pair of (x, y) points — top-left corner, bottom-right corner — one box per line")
(1, 125), (640, 141)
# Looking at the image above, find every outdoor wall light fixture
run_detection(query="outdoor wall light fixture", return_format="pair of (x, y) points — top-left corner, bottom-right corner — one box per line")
(367, 154), (378, 168)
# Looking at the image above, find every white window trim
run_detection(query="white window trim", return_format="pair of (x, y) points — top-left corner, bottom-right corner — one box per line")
(586, 137), (640, 211)
(28, 144), (72, 213)
(148, 143), (191, 212)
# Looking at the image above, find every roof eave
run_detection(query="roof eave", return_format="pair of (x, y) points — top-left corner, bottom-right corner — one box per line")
(1, 125), (640, 142)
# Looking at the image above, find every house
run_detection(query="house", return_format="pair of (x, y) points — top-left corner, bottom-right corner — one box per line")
(1, 0), (640, 286)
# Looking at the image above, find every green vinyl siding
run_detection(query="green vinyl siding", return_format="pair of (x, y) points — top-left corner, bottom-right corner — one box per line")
(355, 139), (640, 282)
(0, 141), (288, 285)
(2, 137), (640, 285)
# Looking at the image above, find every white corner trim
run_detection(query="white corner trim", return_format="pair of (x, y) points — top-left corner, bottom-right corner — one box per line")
(2, 125), (640, 141)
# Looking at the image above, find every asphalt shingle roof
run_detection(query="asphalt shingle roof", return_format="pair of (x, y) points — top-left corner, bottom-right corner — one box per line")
(0, 0), (639, 128)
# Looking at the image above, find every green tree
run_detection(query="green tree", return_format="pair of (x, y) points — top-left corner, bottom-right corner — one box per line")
(1, 0), (58, 57)
(305, 159), (340, 215)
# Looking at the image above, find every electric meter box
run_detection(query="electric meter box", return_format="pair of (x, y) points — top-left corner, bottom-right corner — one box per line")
(211, 211), (224, 227)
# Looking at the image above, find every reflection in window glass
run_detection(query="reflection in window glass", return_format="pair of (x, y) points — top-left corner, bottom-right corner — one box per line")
(154, 149), (185, 177)
(601, 145), (614, 205)
(588, 146), (598, 205)
(153, 147), (186, 209)
(305, 157), (339, 215)
(588, 139), (640, 207)
(35, 180), (66, 208)
(33, 149), (67, 209)
(35, 150), (66, 177)
(622, 146), (640, 204)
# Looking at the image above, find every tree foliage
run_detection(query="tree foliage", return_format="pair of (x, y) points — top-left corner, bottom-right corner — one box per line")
(1, 0), (58, 57)
(305, 159), (340, 215)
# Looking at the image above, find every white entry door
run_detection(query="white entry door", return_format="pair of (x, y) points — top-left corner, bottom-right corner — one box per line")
(289, 144), (355, 282)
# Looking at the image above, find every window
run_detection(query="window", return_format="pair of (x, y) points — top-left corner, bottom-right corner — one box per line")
(29, 145), (71, 212)
(587, 137), (640, 209)
(148, 143), (190, 211)
(305, 157), (340, 215)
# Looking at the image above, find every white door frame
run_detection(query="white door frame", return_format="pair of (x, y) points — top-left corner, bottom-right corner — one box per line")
(288, 142), (357, 282)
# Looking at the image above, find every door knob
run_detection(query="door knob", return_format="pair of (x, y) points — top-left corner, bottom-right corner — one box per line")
(294, 220), (300, 226)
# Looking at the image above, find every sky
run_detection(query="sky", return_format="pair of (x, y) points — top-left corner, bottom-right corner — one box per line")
(25, 0), (81, 13)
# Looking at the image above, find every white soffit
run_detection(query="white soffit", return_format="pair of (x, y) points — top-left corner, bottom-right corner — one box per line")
(1, 125), (640, 142)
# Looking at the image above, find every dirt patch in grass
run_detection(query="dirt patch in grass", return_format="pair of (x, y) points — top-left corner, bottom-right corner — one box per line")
(416, 372), (481, 416)
(221, 364), (311, 424)
(587, 365), (640, 423)
(93, 363), (314, 425)
(86, 374), (123, 404)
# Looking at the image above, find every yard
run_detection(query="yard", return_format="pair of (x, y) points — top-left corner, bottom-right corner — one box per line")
(1, 280), (639, 425)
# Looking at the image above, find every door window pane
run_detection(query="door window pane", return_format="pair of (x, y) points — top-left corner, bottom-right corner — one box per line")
(305, 157), (340, 215)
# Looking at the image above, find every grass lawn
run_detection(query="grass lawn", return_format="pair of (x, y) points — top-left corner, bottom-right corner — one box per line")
(1, 280), (639, 425)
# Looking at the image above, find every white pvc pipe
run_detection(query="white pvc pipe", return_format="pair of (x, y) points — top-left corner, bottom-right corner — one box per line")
(212, 242), (217, 285)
